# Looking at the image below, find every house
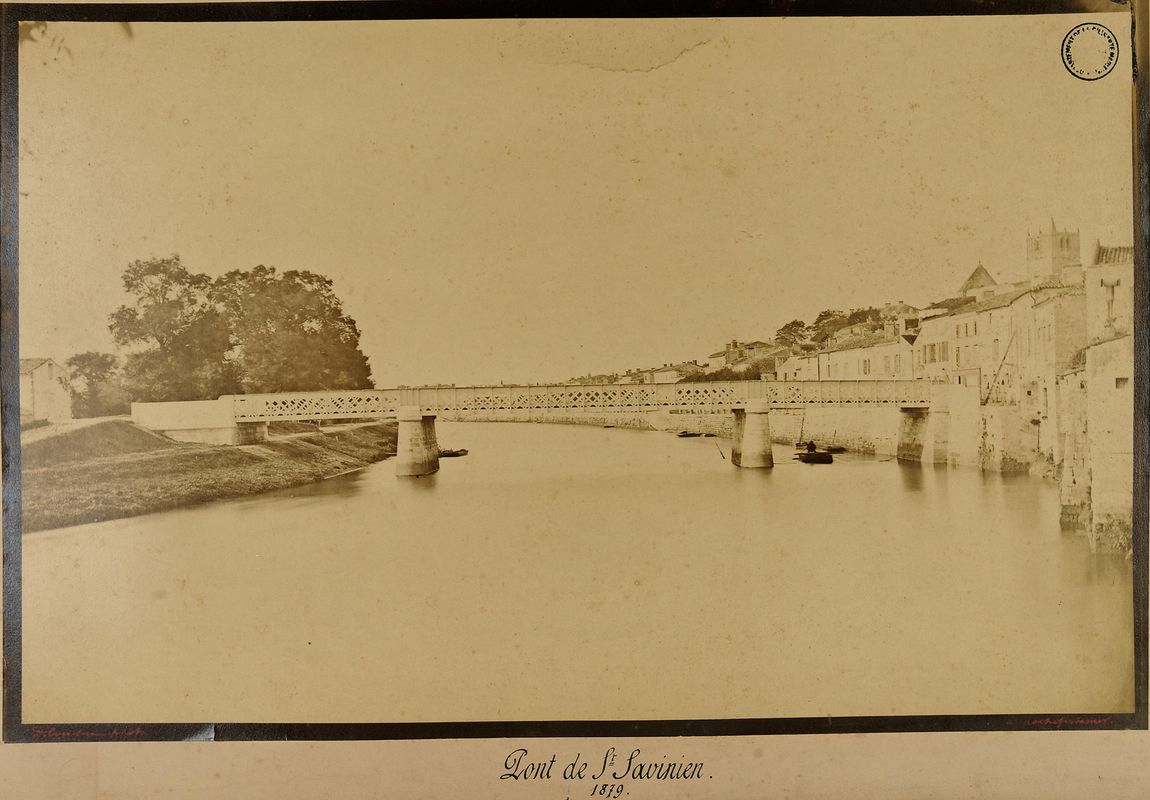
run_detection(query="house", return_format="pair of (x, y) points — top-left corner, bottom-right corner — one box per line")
(706, 339), (779, 370)
(775, 333), (912, 382)
(652, 361), (705, 383)
(19, 358), (73, 422)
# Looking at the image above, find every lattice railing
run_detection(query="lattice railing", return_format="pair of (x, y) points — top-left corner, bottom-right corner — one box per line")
(223, 380), (933, 422)
(229, 390), (402, 422)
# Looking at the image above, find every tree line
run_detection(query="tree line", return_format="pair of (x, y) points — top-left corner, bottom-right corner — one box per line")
(65, 256), (373, 417)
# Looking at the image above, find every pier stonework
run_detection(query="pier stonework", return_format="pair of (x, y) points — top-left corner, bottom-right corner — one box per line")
(395, 406), (440, 477)
(731, 400), (774, 468)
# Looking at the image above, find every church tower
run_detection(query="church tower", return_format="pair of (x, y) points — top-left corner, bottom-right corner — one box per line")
(1026, 219), (1081, 286)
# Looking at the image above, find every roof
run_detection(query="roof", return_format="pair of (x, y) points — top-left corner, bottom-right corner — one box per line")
(653, 361), (702, 373)
(1091, 244), (1133, 265)
(949, 288), (1030, 315)
(926, 296), (976, 312)
(959, 263), (997, 293)
(19, 357), (55, 375)
(708, 340), (777, 358)
(823, 332), (903, 355)
(1032, 285), (1085, 308)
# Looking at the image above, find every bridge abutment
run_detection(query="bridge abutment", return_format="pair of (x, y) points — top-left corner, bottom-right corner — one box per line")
(395, 406), (440, 477)
(731, 400), (773, 468)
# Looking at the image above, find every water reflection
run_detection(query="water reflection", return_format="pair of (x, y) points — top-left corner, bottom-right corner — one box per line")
(21, 420), (1134, 723)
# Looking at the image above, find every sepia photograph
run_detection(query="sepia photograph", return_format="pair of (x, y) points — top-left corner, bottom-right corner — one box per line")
(2, 1), (1145, 746)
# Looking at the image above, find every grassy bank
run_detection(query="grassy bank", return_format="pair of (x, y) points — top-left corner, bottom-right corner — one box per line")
(21, 420), (398, 532)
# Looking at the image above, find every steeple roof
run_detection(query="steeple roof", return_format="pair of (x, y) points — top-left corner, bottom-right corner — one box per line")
(959, 263), (997, 294)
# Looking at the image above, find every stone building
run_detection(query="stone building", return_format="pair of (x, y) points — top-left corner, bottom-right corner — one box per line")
(19, 358), (73, 422)
(1056, 242), (1135, 551)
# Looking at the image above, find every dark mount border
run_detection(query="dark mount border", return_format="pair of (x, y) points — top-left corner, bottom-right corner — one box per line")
(0, 0), (1137, 23)
(1, 0), (1146, 744)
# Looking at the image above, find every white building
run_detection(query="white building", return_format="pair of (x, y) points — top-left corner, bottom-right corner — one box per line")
(19, 358), (73, 422)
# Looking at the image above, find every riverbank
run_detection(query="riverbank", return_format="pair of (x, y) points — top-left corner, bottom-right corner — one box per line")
(21, 419), (398, 532)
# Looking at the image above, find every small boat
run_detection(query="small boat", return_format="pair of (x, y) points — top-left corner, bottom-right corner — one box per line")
(794, 451), (833, 464)
(602, 424), (615, 428)
(795, 441), (846, 454)
(677, 431), (704, 438)
(438, 448), (469, 458)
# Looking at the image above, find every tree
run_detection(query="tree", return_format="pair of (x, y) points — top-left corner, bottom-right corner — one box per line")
(846, 307), (882, 326)
(211, 266), (373, 393)
(65, 351), (130, 417)
(109, 256), (239, 402)
(775, 319), (809, 349)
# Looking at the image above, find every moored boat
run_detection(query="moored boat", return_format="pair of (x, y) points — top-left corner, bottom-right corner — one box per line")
(793, 451), (833, 464)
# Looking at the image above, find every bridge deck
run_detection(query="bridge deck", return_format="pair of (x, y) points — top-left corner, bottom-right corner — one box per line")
(227, 380), (936, 422)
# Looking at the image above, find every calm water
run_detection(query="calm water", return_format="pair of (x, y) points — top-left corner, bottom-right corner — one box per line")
(23, 421), (1134, 723)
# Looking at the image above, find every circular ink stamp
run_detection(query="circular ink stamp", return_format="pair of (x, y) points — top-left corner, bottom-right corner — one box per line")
(1061, 23), (1119, 81)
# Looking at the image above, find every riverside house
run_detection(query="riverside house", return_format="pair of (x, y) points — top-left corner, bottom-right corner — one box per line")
(19, 357), (73, 422)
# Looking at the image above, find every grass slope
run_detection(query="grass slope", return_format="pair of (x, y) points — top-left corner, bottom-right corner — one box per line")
(21, 422), (398, 532)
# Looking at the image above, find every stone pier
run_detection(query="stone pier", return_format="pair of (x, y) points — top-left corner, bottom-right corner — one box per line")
(731, 400), (774, 468)
(395, 406), (440, 477)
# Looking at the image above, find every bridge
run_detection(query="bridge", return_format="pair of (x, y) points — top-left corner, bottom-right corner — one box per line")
(131, 380), (942, 476)
(226, 380), (935, 422)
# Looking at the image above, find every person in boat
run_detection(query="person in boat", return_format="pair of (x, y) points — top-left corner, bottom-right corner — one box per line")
(806, 441), (817, 453)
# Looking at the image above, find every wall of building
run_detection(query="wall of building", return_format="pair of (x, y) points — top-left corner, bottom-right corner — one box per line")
(1084, 335), (1134, 552)
(822, 339), (912, 380)
(1085, 259), (1134, 340)
(20, 363), (73, 422)
(914, 314), (955, 383)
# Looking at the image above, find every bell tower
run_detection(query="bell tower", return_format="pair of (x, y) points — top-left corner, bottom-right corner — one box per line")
(1026, 218), (1081, 286)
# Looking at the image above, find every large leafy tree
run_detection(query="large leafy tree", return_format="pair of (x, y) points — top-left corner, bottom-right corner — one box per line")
(211, 266), (373, 393)
(65, 351), (130, 417)
(109, 256), (239, 401)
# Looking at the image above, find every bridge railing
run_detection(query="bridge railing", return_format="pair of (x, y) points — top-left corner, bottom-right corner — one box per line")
(401, 380), (933, 412)
(220, 380), (934, 422)
(229, 389), (402, 422)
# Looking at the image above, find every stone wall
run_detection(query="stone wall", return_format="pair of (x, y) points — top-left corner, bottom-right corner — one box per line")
(1056, 370), (1090, 530)
(978, 404), (1038, 473)
(131, 398), (265, 445)
(1084, 336), (1134, 552)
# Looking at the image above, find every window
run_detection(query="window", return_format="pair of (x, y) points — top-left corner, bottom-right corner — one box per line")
(940, 342), (949, 362)
(964, 323), (969, 336)
(894, 354), (901, 373)
(973, 320), (978, 335)
(955, 324), (961, 338)
(884, 355), (891, 374)
(927, 344), (937, 362)
(993, 339), (1000, 361)
(956, 347), (962, 367)
(1116, 377), (1129, 389)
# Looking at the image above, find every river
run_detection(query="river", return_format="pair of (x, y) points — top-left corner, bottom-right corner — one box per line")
(21, 420), (1134, 723)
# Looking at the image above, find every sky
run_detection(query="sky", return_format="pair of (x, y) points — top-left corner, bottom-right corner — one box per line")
(17, 13), (1135, 386)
